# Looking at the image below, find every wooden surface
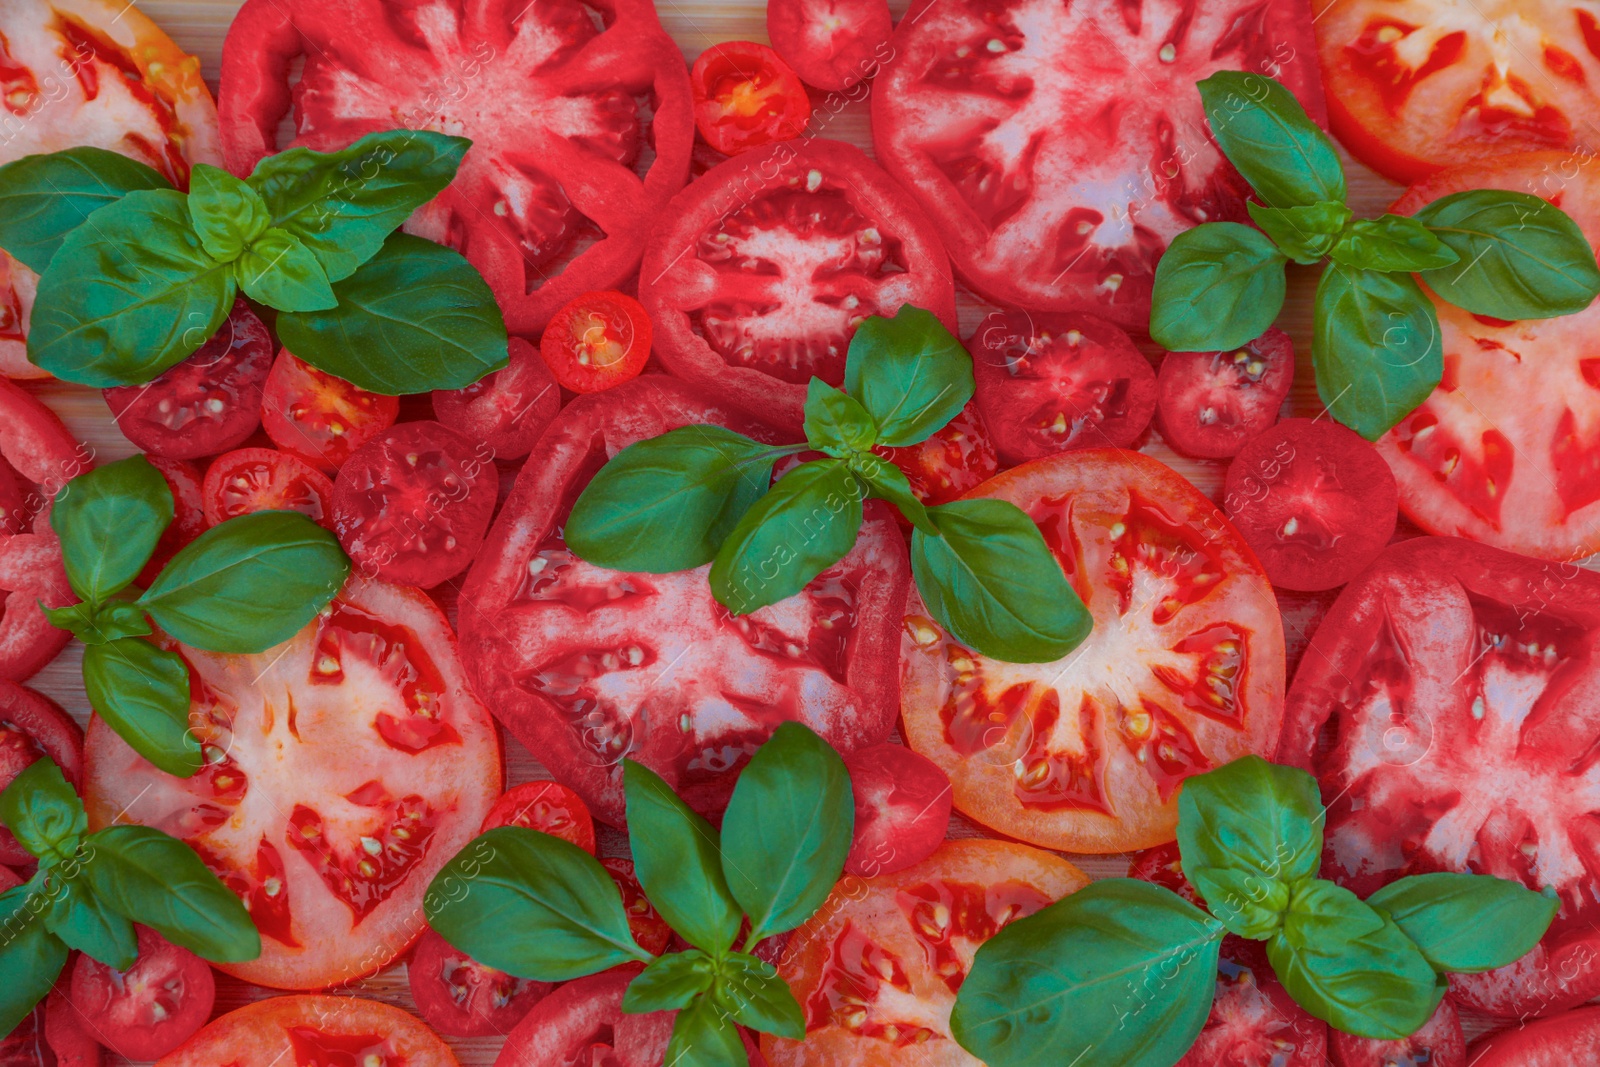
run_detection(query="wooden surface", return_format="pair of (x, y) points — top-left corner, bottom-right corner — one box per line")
(15, 2), (1408, 1064)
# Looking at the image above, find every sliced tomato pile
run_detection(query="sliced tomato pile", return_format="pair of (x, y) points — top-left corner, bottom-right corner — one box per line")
(0, 681), (81, 868)
(409, 927), (551, 1039)
(433, 338), (560, 463)
(261, 351), (399, 475)
(69, 926), (215, 1061)
(767, 0), (892, 91)
(1156, 329), (1295, 460)
(872, 401), (998, 509)
(1331, 1000), (1464, 1067)
(901, 449), (1286, 853)
(493, 968), (674, 1067)
(203, 448), (335, 528)
(153, 995), (459, 1066)
(690, 41), (810, 155)
(640, 138), (957, 434)
(83, 579), (501, 990)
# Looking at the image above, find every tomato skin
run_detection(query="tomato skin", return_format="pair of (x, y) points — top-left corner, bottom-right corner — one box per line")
(493, 967), (674, 1067)
(841, 743), (951, 877)
(0, 681), (82, 866)
(136, 456), (207, 588)
(481, 780), (597, 855)
(1155, 329), (1295, 460)
(69, 926), (215, 1061)
(202, 448), (335, 528)
(1468, 1005), (1600, 1066)
(260, 351), (399, 475)
(153, 995), (460, 1066)
(538, 292), (654, 394)
(409, 927), (551, 1039)
(691, 41), (810, 156)
(1330, 998), (1463, 1067)
(433, 338), (560, 462)
(767, 0), (893, 92)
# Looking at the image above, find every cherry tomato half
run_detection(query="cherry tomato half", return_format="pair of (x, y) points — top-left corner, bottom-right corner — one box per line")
(69, 926), (215, 1061)
(539, 291), (654, 394)
(481, 780), (598, 855)
(408, 927), (551, 1038)
(260, 350), (399, 474)
(202, 447), (335, 528)
(690, 41), (810, 156)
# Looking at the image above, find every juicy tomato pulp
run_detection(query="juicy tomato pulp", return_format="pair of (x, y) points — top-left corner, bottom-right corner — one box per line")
(0, 682), (82, 866)
(690, 41), (810, 155)
(493, 968), (674, 1067)
(202, 448), (335, 528)
(152, 995), (460, 1067)
(901, 450), (1286, 853)
(872, 401), (998, 509)
(409, 927), (551, 1039)
(482, 780), (598, 854)
(539, 291), (654, 394)
(260, 351), (399, 475)
(68, 926), (214, 1061)
(433, 337), (560, 462)
(1155, 329), (1295, 459)
(842, 743), (952, 877)
(766, 0), (893, 91)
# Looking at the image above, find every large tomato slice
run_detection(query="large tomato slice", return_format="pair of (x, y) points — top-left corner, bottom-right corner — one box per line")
(82, 579), (501, 990)
(492, 967), (674, 1067)
(901, 449), (1285, 852)
(762, 839), (1087, 1067)
(218, 0), (693, 335)
(1277, 536), (1600, 1018)
(154, 995), (459, 1067)
(1379, 153), (1600, 561)
(870, 0), (1323, 329)
(639, 138), (957, 434)
(459, 376), (910, 825)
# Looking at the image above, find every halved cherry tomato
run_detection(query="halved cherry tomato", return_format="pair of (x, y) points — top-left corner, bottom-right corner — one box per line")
(841, 742), (951, 877)
(481, 780), (598, 855)
(1468, 1006), (1600, 1066)
(69, 926), (215, 1061)
(153, 995), (459, 1066)
(433, 338), (560, 462)
(0, 681), (82, 866)
(202, 448), (334, 528)
(1156, 329), (1295, 460)
(767, 0), (892, 92)
(136, 456), (206, 588)
(690, 41), (810, 156)
(538, 292), (653, 394)
(493, 967), (674, 1067)
(872, 401), (998, 509)
(260, 351), (399, 475)
(1331, 999), (1463, 1067)
(604, 857), (673, 956)
(409, 927), (551, 1039)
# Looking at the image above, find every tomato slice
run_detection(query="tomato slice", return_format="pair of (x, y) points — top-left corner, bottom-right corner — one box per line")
(767, 0), (892, 91)
(83, 579), (502, 990)
(0, 682), (82, 866)
(481, 780), (598, 855)
(202, 448), (335, 528)
(841, 743), (951, 878)
(640, 137), (958, 434)
(970, 311), (1157, 464)
(872, 401), (998, 509)
(136, 456), (206, 588)
(1176, 938), (1328, 1067)
(69, 926), (214, 1061)
(1155, 329), (1295, 460)
(0, 528), (71, 684)
(460, 376), (910, 826)
(103, 301), (273, 460)
(493, 967), (674, 1067)
(1, 992), (101, 1067)
(432, 338), (560, 463)
(691, 41), (810, 156)
(260, 351), (399, 475)
(409, 927), (551, 1039)
(902, 449), (1285, 853)
(1468, 1006), (1600, 1066)
(153, 995), (459, 1066)
(604, 856), (673, 956)
(0, 379), (88, 497)
(1331, 999), (1463, 1067)
(539, 291), (654, 394)
(763, 840), (1087, 1066)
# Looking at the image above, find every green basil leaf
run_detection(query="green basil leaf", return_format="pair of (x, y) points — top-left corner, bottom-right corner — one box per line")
(1313, 264), (1441, 441)
(1150, 222), (1287, 352)
(1247, 201), (1351, 264)
(1267, 878), (1442, 1040)
(187, 163), (270, 263)
(1330, 214), (1460, 272)
(82, 824), (260, 963)
(276, 233), (508, 394)
(0, 883), (68, 1036)
(1177, 756), (1323, 888)
(1413, 189), (1600, 319)
(713, 952), (805, 1039)
(42, 874), (138, 970)
(1367, 873), (1557, 974)
(0, 146), (171, 273)
(803, 378), (878, 456)
(236, 227), (337, 312)
(85, 601), (154, 644)
(622, 950), (715, 1013)
(248, 130), (469, 283)
(911, 498), (1091, 664)
(82, 639), (201, 778)
(426, 827), (650, 981)
(720, 722), (854, 943)
(28, 189), (235, 387)
(623, 760), (742, 954)
(848, 451), (934, 534)
(0, 757), (86, 865)
(1186, 866), (1290, 940)
(951, 879), (1224, 1067)
(50, 455), (174, 603)
(843, 306), (973, 448)
(709, 459), (863, 616)
(1198, 71), (1346, 208)
(667, 995), (749, 1067)
(566, 426), (788, 574)
(138, 510), (349, 654)
(41, 601), (100, 643)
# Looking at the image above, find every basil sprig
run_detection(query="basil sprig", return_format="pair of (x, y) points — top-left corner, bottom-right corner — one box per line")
(44, 456), (349, 776)
(564, 306), (1091, 664)
(0, 757), (260, 1036)
(1152, 71), (1600, 441)
(428, 723), (851, 1067)
(952, 755), (1558, 1066)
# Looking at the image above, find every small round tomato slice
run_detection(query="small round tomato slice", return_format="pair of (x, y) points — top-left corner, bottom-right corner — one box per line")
(482, 780), (598, 855)
(433, 338), (560, 462)
(136, 456), (206, 588)
(0, 681), (82, 866)
(103, 301), (273, 460)
(539, 292), (653, 394)
(767, 0), (892, 92)
(69, 926), (215, 1061)
(841, 742), (951, 878)
(901, 449), (1286, 853)
(970, 311), (1157, 465)
(1469, 1006), (1600, 1066)
(691, 41), (810, 156)
(202, 448), (335, 528)
(604, 857), (672, 956)
(260, 350), (399, 475)
(1155, 329), (1295, 460)
(1331, 999), (1463, 1067)
(409, 927), (551, 1039)
(153, 995), (459, 1066)
(872, 401), (998, 509)
(493, 968), (674, 1067)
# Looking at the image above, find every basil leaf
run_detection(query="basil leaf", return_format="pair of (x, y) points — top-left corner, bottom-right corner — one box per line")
(82, 639), (201, 778)
(803, 378), (877, 455)
(1413, 189), (1600, 319)
(1313, 264), (1441, 441)
(622, 950), (715, 1013)
(623, 760), (742, 955)
(912, 498), (1091, 664)
(236, 227), (337, 312)
(1198, 71), (1346, 208)
(952, 879), (1224, 1067)
(720, 722), (854, 943)
(1267, 878), (1442, 1040)
(713, 952), (805, 1039)
(1150, 222), (1287, 352)
(28, 189), (236, 387)
(188, 163), (269, 263)
(1177, 756), (1323, 888)
(1186, 866), (1290, 940)
(43, 874), (138, 970)
(248, 129), (469, 283)
(667, 995), (749, 1067)
(848, 451), (934, 534)
(0, 884), (67, 1036)
(276, 233), (508, 394)
(0, 146), (171, 273)
(843, 306), (973, 448)
(1367, 873), (1557, 974)
(0, 757), (85, 865)
(566, 426), (787, 574)
(709, 459), (863, 616)
(46, 600), (153, 645)
(1247, 201), (1351, 264)
(138, 510), (349, 654)
(426, 827), (651, 981)
(1330, 214), (1460, 272)
(83, 824), (260, 963)
(51, 455), (174, 603)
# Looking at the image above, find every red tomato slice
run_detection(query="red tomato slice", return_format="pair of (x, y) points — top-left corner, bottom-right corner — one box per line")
(0, 527), (71, 684)
(767, 0), (892, 92)
(260, 351), (399, 475)
(872, 401), (998, 509)
(432, 338), (560, 463)
(481, 780), (598, 855)
(1379, 153), (1600, 560)
(202, 448), (334, 528)
(1278, 537), (1600, 1018)
(691, 41), (810, 156)
(0, 681), (80, 868)
(409, 927), (551, 1039)
(1176, 938), (1328, 1067)
(153, 995), (459, 1067)
(841, 742), (951, 878)
(136, 456), (206, 588)
(0, 379), (89, 498)
(103, 301), (272, 460)
(902, 449), (1286, 853)
(459, 376), (910, 826)
(2, 992), (101, 1067)
(970, 311), (1157, 464)
(331, 421), (497, 589)
(1155, 329), (1295, 460)
(493, 967), (674, 1067)
(1331, 999), (1463, 1067)
(763, 840), (1087, 1066)
(604, 856), (672, 956)
(871, 0), (1323, 328)
(83, 579), (502, 990)
(539, 291), (654, 394)
(69, 926), (214, 1061)
(218, 0), (693, 335)
(640, 138), (958, 435)
(1468, 1005), (1600, 1066)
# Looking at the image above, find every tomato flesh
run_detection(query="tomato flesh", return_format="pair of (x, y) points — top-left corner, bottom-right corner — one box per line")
(433, 337), (560, 462)
(153, 995), (459, 1066)
(0, 682), (81, 866)
(1176, 939), (1328, 1067)
(1331, 999), (1463, 1067)
(409, 927), (550, 1039)
(493, 968), (674, 1067)
(872, 402), (998, 509)
(482, 781), (598, 855)
(691, 41), (810, 155)
(69, 926), (214, 1061)
(1, 992), (101, 1067)
(260, 351), (399, 475)
(767, 0), (892, 91)
(1155, 329), (1295, 459)
(202, 448), (335, 528)
(604, 857), (673, 956)
(841, 743), (952, 878)
(539, 292), (653, 394)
